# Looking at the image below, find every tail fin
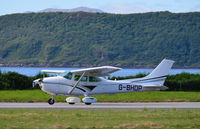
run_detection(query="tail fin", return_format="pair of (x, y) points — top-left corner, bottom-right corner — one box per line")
(130, 59), (175, 86)
(146, 59), (175, 79)
(143, 59), (175, 86)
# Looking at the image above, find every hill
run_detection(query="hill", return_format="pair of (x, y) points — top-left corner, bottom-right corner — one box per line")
(0, 11), (199, 67)
(25, 7), (103, 13)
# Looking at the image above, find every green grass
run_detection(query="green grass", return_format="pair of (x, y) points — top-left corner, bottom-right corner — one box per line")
(0, 90), (200, 102)
(0, 109), (200, 129)
(0, 90), (66, 102)
(94, 91), (200, 102)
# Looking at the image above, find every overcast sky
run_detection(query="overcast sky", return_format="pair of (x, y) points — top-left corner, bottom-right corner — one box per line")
(0, 0), (200, 16)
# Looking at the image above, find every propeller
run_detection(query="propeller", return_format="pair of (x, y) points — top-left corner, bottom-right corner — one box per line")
(33, 78), (43, 88)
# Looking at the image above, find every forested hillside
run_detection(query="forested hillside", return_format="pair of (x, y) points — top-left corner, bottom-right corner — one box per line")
(0, 12), (199, 67)
(1, 71), (200, 91)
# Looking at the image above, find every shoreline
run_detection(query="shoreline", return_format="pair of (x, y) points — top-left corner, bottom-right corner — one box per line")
(0, 64), (200, 69)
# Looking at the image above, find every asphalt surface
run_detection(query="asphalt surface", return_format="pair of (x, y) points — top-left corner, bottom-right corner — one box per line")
(0, 102), (200, 110)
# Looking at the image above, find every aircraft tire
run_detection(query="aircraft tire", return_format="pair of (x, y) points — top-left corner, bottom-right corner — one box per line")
(69, 102), (75, 105)
(48, 98), (54, 105)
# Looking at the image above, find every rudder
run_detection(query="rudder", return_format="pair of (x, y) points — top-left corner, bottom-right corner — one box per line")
(146, 59), (175, 81)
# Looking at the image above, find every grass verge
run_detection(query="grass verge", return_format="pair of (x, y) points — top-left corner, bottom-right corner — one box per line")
(0, 109), (200, 129)
(0, 90), (200, 102)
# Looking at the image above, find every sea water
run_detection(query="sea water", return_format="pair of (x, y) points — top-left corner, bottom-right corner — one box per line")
(0, 67), (200, 77)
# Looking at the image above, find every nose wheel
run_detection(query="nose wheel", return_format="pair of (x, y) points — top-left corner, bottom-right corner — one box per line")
(48, 96), (55, 105)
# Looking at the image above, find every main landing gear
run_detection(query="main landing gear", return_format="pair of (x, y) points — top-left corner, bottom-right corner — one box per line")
(48, 96), (54, 105)
(82, 97), (97, 105)
(47, 96), (97, 105)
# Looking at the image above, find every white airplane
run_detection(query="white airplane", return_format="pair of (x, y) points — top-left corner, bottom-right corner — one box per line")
(33, 59), (174, 105)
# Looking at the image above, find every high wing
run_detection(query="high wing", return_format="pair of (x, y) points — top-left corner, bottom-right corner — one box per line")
(70, 66), (121, 77)
(68, 66), (121, 94)
(41, 70), (65, 74)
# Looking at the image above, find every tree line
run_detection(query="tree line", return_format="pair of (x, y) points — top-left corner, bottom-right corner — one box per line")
(0, 71), (200, 91)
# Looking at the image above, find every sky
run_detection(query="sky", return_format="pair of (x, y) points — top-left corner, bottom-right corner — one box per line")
(0, 0), (200, 16)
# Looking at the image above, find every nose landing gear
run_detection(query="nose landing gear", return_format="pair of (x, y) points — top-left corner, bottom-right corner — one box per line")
(48, 96), (55, 105)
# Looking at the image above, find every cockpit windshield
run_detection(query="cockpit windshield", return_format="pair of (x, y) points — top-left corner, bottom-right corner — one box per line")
(60, 72), (72, 80)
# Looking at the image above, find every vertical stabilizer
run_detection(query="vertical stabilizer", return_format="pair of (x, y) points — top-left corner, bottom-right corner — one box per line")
(146, 59), (175, 79)
(127, 59), (175, 87)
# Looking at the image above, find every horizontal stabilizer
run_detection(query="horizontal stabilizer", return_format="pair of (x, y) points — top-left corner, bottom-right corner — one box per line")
(143, 85), (168, 90)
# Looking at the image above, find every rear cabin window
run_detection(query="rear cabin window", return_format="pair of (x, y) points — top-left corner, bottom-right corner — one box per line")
(64, 72), (72, 80)
(89, 76), (101, 82)
(81, 76), (88, 82)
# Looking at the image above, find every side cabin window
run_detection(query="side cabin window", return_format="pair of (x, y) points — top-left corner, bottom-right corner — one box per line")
(74, 75), (88, 82)
(89, 76), (101, 82)
(81, 76), (88, 82)
(64, 72), (72, 80)
(74, 75), (80, 81)
(73, 75), (101, 82)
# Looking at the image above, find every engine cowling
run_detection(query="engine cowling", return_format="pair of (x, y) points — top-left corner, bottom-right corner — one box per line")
(33, 78), (43, 88)
(82, 97), (97, 105)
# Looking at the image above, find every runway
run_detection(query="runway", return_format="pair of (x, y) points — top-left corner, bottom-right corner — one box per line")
(0, 102), (200, 110)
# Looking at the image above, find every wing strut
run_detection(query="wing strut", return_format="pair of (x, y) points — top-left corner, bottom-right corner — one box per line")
(68, 72), (85, 94)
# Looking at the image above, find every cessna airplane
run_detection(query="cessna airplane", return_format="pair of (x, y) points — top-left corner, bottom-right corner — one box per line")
(33, 59), (174, 105)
